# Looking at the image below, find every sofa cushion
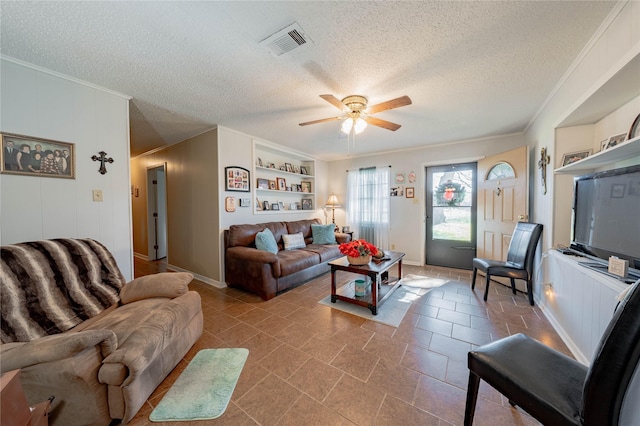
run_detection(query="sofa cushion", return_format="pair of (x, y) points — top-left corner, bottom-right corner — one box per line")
(311, 224), (337, 244)
(283, 232), (306, 250)
(91, 292), (202, 382)
(277, 250), (320, 276)
(287, 218), (321, 244)
(227, 222), (288, 248)
(301, 244), (343, 263)
(120, 272), (193, 304)
(255, 228), (279, 254)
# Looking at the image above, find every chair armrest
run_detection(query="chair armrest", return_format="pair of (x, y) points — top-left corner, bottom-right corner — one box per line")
(0, 330), (117, 373)
(120, 272), (193, 304)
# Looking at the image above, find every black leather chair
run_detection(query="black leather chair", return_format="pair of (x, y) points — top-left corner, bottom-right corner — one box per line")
(471, 222), (543, 305)
(464, 280), (640, 425)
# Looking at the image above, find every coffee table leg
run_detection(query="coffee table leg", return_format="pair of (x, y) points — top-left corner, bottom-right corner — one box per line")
(331, 268), (337, 303)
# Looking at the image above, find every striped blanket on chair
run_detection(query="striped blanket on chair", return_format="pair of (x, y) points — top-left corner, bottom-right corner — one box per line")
(1, 238), (126, 343)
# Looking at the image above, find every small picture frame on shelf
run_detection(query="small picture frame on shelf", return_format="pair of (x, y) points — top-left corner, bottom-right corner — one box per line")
(285, 163), (293, 173)
(289, 203), (297, 210)
(628, 113), (640, 140)
(300, 166), (308, 175)
(300, 181), (311, 193)
(561, 149), (591, 166)
(257, 178), (269, 189)
(269, 180), (276, 190)
(271, 203), (280, 210)
(302, 198), (312, 210)
(263, 201), (270, 210)
(278, 201), (285, 210)
(600, 139), (609, 152)
(277, 177), (286, 191)
(605, 132), (627, 150)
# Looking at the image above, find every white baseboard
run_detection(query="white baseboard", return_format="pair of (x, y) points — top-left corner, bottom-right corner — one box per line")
(167, 263), (226, 289)
(133, 252), (149, 261)
(536, 297), (589, 365)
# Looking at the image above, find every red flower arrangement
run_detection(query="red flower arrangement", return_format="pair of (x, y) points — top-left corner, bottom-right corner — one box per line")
(339, 239), (379, 258)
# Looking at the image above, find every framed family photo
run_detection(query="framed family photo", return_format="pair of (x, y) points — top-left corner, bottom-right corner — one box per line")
(1, 133), (75, 179)
(561, 149), (591, 166)
(225, 166), (250, 192)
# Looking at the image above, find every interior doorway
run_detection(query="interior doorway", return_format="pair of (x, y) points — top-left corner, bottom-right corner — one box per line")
(425, 162), (477, 269)
(147, 164), (167, 260)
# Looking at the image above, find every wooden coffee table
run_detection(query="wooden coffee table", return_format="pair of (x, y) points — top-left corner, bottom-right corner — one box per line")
(329, 251), (405, 315)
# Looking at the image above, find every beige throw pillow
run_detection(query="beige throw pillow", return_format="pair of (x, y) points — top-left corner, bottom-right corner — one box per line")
(282, 232), (306, 250)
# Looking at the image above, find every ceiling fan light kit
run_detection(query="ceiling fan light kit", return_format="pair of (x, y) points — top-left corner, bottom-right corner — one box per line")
(299, 94), (412, 135)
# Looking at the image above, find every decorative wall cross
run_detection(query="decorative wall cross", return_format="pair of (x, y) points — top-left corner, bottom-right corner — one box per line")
(91, 151), (114, 175)
(537, 147), (550, 195)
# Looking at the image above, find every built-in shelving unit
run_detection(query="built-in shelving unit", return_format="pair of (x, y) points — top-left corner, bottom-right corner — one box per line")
(555, 136), (640, 174)
(253, 140), (316, 214)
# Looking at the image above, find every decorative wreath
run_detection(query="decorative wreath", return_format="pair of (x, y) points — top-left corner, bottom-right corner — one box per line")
(435, 180), (467, 207)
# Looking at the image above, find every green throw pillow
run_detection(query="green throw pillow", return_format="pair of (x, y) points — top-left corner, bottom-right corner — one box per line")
(255, 228), (278, 254)
(311, 224), (337, 244)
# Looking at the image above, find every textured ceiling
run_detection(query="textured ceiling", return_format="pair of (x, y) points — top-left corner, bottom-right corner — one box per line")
(0, 1), (616, 160)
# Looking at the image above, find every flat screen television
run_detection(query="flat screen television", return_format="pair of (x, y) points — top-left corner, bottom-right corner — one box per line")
(570, 164), (640, 279)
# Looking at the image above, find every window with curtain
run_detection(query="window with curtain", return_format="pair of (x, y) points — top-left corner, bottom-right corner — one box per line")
(346, 166), (390, 248)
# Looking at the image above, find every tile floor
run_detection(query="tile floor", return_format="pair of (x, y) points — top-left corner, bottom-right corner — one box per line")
(128, 258), (572, 426)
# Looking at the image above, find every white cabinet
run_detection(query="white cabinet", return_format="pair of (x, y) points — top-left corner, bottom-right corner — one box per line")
(253, 141), (316, 214)
(543, 250), (627, 364)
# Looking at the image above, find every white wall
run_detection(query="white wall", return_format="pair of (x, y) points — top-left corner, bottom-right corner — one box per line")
(0, 57), (133, 279)
(217, 126), (329, 228)
(526, 0), (640, 303)
(327, 133), (526, 265)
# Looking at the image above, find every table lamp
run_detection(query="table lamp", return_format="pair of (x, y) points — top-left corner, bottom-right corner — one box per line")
(325, 193), (341, 229)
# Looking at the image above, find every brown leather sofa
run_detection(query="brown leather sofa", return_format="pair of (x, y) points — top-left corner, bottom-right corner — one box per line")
(224, 218), (350, 300)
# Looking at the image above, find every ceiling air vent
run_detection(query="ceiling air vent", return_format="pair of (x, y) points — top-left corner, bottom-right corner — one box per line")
(259, 22), (313, 56)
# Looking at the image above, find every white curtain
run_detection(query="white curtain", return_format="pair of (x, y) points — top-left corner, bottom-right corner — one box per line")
(346, 166), (390, 248)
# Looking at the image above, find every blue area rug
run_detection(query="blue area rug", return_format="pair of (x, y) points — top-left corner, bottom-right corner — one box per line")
(149, 348), (249, 422)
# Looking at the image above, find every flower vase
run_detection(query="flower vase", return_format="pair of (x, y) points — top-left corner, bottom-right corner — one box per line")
(347, 255), (371, 265)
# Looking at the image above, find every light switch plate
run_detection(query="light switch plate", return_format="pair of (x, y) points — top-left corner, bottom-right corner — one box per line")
(92, 189), (103, 202)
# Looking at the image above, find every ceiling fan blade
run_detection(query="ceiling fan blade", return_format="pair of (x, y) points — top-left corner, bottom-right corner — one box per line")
(299, 117), (342, 126)
(367, 95), (412, 115)
(320, 94), (349, 112)
(365, 116), (401, 131)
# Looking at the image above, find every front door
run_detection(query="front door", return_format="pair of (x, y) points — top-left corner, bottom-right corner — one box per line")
(425, 162), (477, 269)
(476, 146), (529, 275)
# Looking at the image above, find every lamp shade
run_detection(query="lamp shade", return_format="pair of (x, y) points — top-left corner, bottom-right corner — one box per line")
(354, 117), (367, 134)
(340, 118), (353, 134)
(325, 193), (341, 208)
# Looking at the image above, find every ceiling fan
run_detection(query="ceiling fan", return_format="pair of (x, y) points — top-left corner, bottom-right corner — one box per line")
(299, 94), (412, 134)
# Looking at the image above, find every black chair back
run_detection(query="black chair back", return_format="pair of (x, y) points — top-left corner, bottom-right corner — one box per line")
(581, 281), (640, 425)
(506, 222), (543, 272)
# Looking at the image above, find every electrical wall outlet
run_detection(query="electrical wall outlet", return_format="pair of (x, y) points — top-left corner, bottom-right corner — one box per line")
(92, 189), (103, 202)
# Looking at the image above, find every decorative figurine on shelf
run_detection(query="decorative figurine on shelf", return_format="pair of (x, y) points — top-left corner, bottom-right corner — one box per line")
(538, 147), (550, 195)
